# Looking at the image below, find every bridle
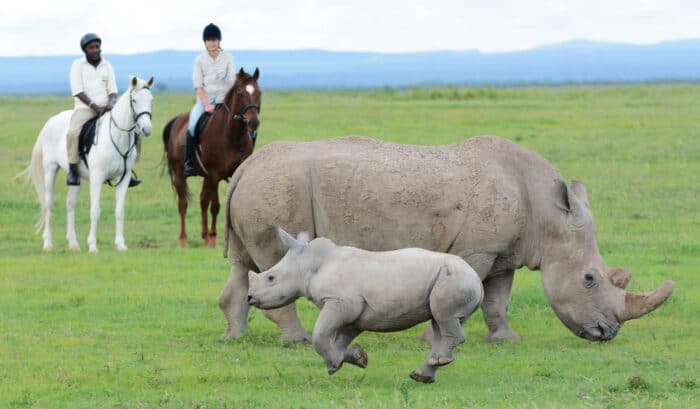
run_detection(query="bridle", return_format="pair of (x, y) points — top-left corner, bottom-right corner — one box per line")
(102, 86), (153, 186)
(108, 86), (153, 135)
(226, 81), (260, 124)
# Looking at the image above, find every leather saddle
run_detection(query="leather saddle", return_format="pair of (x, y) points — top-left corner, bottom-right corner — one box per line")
(193, 104), (223, 140)
(78, 115), (100, 162)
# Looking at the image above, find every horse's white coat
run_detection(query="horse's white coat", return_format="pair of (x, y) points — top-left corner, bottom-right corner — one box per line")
(27, 76), (154, 253)
(246, 84), (255, 95)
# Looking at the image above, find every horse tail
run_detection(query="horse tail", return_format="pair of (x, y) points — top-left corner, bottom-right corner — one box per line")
(29, 136), (46, 231)
(162, 116), (176, 151)
(161, 117), (177, 180)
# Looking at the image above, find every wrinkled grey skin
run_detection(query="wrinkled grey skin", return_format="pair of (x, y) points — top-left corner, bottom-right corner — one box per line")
(220, 136), (674, 343)
(247, 228), (484, 383)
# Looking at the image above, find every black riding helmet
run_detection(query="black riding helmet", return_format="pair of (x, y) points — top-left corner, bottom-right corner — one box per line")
(80, 33), (101, 50)
(203, 23), (222, 41)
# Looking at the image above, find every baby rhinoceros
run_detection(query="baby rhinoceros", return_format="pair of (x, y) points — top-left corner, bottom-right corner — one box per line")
(247, 227), (484, 383)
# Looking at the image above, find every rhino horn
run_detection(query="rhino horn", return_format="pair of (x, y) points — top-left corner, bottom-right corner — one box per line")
(248, 270), (258, 285)
(620, 280), (675, 322)
(609, 267), (631, 289)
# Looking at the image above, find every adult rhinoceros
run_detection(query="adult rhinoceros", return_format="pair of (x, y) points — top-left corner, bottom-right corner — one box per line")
(219, 135), (674, 343)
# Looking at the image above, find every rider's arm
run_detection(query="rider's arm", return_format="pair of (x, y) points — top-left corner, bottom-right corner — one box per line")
(105, 93), (118, 111)
(75, 92), (101, 113)
(196, 87), (214, 113)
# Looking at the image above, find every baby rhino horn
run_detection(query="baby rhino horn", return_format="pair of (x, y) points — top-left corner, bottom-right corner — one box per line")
(620, 280), (675, 322)
(248, 270), (258, 285)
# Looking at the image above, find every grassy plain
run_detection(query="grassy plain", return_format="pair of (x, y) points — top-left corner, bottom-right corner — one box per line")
(1, 84), (698, 408)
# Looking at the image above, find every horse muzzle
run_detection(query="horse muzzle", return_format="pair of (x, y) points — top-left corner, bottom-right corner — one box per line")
(247, 117), (260, 132)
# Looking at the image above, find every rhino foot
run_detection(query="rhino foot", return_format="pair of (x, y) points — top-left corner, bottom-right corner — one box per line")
(349, 344), (368, 368)
(409, 370), (435, 384)
(281, 329), (312, 343)
(327, 360), (343, 376)
(484, 329), (523, 343)
(427, 354), (454, 367)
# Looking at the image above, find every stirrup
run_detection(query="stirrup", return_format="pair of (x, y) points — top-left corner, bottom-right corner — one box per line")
(128, 171), (141, 188)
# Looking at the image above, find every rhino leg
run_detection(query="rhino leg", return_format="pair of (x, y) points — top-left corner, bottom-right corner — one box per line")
(218, 262), (251, 339)
(482, 269), (523, 342)
(312, 301), (363, 375)
(262, 304), (311, 343)
(427, 317), (465, 366)
(332, 327), (367, 368)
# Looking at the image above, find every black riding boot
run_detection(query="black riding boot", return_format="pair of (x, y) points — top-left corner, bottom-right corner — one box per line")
(128, 170), (141, 188)
(66, 163), (81, 186)
(184, 131), (199, 177)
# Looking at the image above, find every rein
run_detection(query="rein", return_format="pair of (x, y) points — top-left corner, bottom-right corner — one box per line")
(101, 87), (152, 187)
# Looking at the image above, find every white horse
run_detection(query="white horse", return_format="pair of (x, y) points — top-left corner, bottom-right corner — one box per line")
(27, 76), (154, 253)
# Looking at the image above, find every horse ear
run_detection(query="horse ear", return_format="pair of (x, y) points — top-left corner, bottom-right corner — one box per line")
(131, 76), (137, 87)
(147, 76), (154, 87)
(253, 67), (259, 81)
(238, 68), (245, 77)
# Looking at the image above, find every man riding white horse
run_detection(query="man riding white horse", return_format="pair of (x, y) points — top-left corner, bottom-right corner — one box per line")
(66, 33), (141, 187)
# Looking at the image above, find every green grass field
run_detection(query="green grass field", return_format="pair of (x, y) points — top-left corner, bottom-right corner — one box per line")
(1, 85), (698, 408)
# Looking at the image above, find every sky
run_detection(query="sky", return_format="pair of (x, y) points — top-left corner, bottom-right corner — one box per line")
(2, 0), (700, 56)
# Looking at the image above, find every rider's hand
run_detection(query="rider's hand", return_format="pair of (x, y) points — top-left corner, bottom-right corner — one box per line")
(104, 103), (114, 112)
(205, 103), (215, 113)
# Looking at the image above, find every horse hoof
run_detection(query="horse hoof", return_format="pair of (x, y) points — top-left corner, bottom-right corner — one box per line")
(409, 370), (435, 384)
(88, 246), (98, 253)
(116, 245), (128, 252)
(68, 245), (80, 252)
(43, 244), (54, 252)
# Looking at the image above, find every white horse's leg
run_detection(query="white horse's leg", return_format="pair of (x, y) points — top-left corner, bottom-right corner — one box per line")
(87, 174), (103, 253)
(42, 166), (58, 251)
(66, 184), (81, 251)
(113, 179), (129, 251)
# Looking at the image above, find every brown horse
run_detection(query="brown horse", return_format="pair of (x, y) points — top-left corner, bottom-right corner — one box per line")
(162, 68), (260, 247)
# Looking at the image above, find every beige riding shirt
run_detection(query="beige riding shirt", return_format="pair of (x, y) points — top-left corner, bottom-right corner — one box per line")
(192, 50), (235, 103)
(70, 57), (118, 110)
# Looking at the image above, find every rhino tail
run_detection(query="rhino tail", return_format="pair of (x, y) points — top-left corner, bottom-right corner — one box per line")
(223, 159), (250, 259)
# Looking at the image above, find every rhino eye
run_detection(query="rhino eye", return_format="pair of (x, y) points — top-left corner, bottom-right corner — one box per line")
(267, 275), (274, 282)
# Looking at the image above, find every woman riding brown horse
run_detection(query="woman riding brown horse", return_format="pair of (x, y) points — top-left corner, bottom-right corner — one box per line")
(162, 67), (260, 247)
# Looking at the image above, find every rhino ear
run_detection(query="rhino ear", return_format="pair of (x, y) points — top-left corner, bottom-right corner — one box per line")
(554, 180), (572, 212)
(554, 180), (587, 225)
(571, 180), (590, 209)
(297, 231), (310, 245)
(277, 226), (305, 253)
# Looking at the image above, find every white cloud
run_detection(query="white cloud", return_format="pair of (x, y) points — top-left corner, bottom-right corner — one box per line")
(1, 0), (699, 56)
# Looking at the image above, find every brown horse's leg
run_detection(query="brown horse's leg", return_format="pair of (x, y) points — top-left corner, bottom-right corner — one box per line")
(208, 179), (220, 247)
(200, 177), (214, 247)
(174, 173), (189, 247)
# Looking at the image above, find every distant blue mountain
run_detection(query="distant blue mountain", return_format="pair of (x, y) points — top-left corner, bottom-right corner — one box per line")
(2, 39), (700, 95)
